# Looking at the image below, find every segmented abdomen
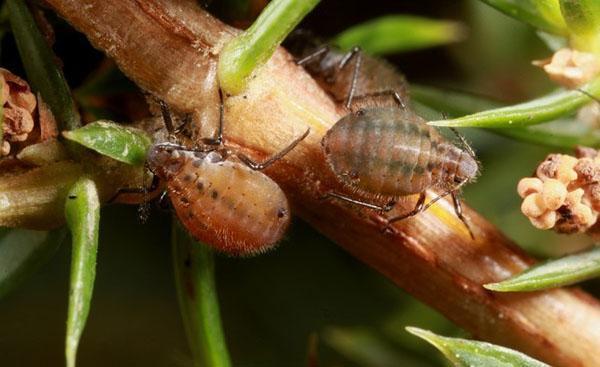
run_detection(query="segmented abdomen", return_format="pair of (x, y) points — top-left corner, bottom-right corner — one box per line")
(323, 108), (448, 197)
(168, 157), (290, 256)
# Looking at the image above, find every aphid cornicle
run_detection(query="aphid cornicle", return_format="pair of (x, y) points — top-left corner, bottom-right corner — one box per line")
(144, 100), (309, 257)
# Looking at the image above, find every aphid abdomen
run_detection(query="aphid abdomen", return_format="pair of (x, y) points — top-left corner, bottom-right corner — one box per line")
(323, 108), (438, 197)
(169, 157), (290, 256)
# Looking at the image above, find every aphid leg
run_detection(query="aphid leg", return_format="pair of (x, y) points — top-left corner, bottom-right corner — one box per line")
(199, 89), (225, 146)
(450, 127), (476, 159)
(296, 45), (329, 66)
(156, 190), (172, 211)
(159, 99), (195, 138)
(387, 180), (474, 236)
(350, 90), (406, 110)
(159, 100), (176, 135)
(451, 191), (475, 239)
(236, 128), (310, 170)
(174, 113), (193, 137)
(338, 46), (362, 109)
(323, 191), (395, 212)
(153, 141), (191, 152)
(138, 200), (151, 224)
(107, 170), (161, 203)
(386, 186), (459, 227)
(385, 192), (427, 226)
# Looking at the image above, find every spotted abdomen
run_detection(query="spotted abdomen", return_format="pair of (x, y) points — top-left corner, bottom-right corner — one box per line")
(168, 156), (290, 256)
(322, 107), (476, 197)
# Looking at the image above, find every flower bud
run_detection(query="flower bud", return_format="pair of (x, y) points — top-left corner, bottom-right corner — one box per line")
(517, 177), (543, 198)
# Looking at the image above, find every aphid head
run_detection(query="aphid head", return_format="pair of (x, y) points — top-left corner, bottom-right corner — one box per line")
(455, 151), (479, 184)
(147, 143), (187, 179)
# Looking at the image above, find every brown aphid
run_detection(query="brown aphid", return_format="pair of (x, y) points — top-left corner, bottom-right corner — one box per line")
(289, 33), (409, 109)
(147, 144), (292, 256)
(322, 107), (479, 234)
(126, 96), (310, 256)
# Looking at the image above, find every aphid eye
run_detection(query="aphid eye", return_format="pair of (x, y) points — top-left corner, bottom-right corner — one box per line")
(454, 176), (463, 184)
(277, 208), (287, 219)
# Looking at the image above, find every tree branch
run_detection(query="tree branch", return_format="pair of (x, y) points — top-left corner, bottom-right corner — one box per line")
(43, 1), (600, 365)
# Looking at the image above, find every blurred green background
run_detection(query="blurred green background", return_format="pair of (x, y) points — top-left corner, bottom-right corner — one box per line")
(1, 0), (599, 366)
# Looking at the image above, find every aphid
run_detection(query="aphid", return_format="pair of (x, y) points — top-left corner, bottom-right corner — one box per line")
(323, 107), (478, 236)
(288, 31), (410, 109)
(140, 99), (309, 256)
(290, 34), (478, 235)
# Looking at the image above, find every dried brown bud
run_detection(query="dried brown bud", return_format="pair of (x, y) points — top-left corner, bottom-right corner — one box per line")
(574, 158), (600, 186)
(575, 145), (598, 159)
(589, 184), (600, 212)
(0, 69), (59, 160)
(519, 148), (600, 236)
(1, 68), (37, 155)
(536, 154), (560, 179)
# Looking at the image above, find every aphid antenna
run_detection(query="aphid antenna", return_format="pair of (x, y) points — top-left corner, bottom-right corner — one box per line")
(449, 127), (477, 159)
(235, 128), (310, 170)
(324, 191), (396, 212)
